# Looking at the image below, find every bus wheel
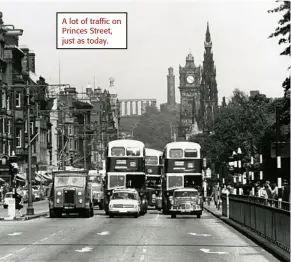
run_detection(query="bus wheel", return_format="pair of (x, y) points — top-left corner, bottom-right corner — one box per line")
(197, 214), (201, 219)
(49, 209), (55, 218)
(171, 214), (176, 218)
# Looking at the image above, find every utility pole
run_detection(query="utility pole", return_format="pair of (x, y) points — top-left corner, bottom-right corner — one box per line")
(61, 107), (65, 170)
(83, 112), (87, 170)
(26, 84), (34, 215)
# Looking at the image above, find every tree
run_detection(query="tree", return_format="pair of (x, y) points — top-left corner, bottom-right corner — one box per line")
(268, 1), (290, 93)
(134, 105), (179, 150)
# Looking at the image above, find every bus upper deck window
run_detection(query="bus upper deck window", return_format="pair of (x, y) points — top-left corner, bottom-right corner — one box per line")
(185, 149), (198, 157)
(111, 147), (125, 156)
(169, 149), (183, 158)
(126, 147), (140, 156)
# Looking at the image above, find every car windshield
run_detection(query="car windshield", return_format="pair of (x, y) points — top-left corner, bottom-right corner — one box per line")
(112, 192), (138, 200)
(174, 191), (198, 197)
(55, 176), (85, 187)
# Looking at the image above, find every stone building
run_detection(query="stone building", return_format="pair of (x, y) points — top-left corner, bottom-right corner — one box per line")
(178, 22), (219, 138)
(57, 87), (93, 169)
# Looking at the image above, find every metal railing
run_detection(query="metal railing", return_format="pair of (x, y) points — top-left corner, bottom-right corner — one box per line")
(227, 194), (290, 252)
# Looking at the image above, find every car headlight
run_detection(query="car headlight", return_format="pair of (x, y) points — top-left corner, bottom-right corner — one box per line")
(57, 192), (61, 196)
(56, 198), (60, 203)
(134, 204), (138, 209)
(109, 204), (113, 209)
(78, 192), (82, 196)
(79, 199), (83, 204)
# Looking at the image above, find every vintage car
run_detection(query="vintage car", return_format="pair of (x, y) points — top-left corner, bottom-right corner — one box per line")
(108, 188), (141, 218)
(169, 188), (203, 218)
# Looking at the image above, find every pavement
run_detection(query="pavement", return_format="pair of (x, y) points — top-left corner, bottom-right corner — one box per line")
(0, 200), (48, 220)
(203, 202), (290, 262)
(0, 207), (281, 262)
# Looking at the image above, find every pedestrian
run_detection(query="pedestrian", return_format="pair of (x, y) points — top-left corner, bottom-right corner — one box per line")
(14, 191), (23, 217)
(212, 184), (220, 208)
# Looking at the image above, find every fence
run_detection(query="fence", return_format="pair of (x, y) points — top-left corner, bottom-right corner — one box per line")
(226, 194), (290, 253)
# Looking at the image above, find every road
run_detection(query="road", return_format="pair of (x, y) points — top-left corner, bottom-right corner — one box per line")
(0, 200), (48, 218)
(0, 208), (280, 262)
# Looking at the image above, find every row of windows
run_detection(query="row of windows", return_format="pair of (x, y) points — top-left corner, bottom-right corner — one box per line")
(1, 90), (22, 109)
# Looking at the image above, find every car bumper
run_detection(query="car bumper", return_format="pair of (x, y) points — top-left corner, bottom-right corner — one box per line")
(109, 208), (139, 214)
(170, 207), (202, 215)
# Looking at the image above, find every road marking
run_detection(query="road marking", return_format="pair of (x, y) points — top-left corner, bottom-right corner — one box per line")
(17, 247), (27, 252)
(140, 255), (145, 261)
(97, 231), (110, 236)
(200, 248), (228, 254)
(40, 237), (48, 242)
(0, 254), (13, 260)
(188, 233), (211, 236)
(32, 242), (38, 245)
(143, 249), (147, 253)
(75, 247), (93, 253)
(155, 214), (159, 220)
(7, 232), (22, 236)
(51, 233), (57, 236)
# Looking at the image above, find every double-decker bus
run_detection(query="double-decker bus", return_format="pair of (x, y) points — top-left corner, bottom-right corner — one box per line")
(161, 142), (203, 214)
(145, 148), (163, 208)
(104, 139), (147, 214)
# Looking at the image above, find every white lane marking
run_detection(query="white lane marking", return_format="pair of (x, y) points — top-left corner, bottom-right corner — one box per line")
(17, 247), (27, 252)
(75, 247), (93, 253)
(51, 233), (57, 236)
(140, 255), (145, 261)
(0, 254), (13, 260)
(40, 237), (48, 242)
(155, 214), (159, 221)
(200, 248), (228, 254)
(142, 249), (147, 253)
(188, 233), (211, 237)
(32, 242), (38, 245)
(7, 232), (22, 236)
(97, 231), (110, 236)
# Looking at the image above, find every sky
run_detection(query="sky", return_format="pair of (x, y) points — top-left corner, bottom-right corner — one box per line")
(1, 0), (289, 106)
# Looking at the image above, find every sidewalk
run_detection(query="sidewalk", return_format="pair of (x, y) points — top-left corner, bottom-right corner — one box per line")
(0, 200), (49, 221)
(204, 202), (290, 262)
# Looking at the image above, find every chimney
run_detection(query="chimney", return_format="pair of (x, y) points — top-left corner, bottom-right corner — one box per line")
(28, 53), (35, 73)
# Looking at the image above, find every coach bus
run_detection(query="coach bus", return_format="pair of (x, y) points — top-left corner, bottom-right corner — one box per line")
(145, 148), (163, 209)
(161, 141), (203, 214)
(104, 139), (147, 214)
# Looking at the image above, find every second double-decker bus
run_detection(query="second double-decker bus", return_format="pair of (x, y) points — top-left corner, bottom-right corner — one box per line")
(161, 141), (203, 214)
(103, 139), (147, 214)
(145, 148), (163, 209)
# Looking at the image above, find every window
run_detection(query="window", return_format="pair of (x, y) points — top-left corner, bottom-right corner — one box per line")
(7, 120), (10, 135)
(111, 147), (125, 156)
(15, 92), (21, 107)
(2, 90), (6, 109)
(2, 142), (6, 154)
(69, 139), (74, 150)
(16, 128), (22, 148)
(145, 156), (158, 165)
(75, 140), (78, 151)
(2, 118), (5, 134)
(25, 120), (27, 133)
(126, 147), (140, 156)
(68, 124), (73, 135)
(6, 96), (10, 110)
(169, 149), (183, 158)
(30, 122), (34, 135)
(185, 149), (198, 158)
(8, 141), (11, 155)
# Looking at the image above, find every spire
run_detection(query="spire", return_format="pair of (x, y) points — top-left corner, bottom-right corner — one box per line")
(206, 21), (211, 43)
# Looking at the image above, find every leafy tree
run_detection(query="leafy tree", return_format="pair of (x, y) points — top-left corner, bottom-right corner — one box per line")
(268, 1), (290, 93)
(134, 105), (179, 150)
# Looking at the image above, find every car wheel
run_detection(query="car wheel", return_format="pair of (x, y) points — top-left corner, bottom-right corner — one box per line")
(171, 214), (176, 218)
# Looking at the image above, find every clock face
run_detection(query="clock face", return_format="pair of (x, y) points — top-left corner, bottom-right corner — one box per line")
(187, 75), (194, 84)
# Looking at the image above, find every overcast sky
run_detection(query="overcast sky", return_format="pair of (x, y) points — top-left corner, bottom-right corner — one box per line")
(1, 1), (289, 105)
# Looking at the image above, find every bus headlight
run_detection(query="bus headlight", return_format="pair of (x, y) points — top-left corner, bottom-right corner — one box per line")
(78, 192), (82, 196)
(57, 192), (61, 196)
(188, 163), (194, 168)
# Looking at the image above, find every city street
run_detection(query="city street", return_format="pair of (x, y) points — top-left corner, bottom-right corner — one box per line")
(0, 208), (279, 262)
(0, 200), (48, 218)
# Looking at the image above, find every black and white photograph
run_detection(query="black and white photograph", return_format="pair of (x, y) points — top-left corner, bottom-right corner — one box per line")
(0, 0), (290, 261)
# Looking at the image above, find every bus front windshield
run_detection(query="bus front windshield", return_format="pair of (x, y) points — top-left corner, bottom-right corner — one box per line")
(55, 176), (85, 187)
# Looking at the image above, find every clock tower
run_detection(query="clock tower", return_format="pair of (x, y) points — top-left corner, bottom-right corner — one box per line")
(178, 53), (202, 138)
